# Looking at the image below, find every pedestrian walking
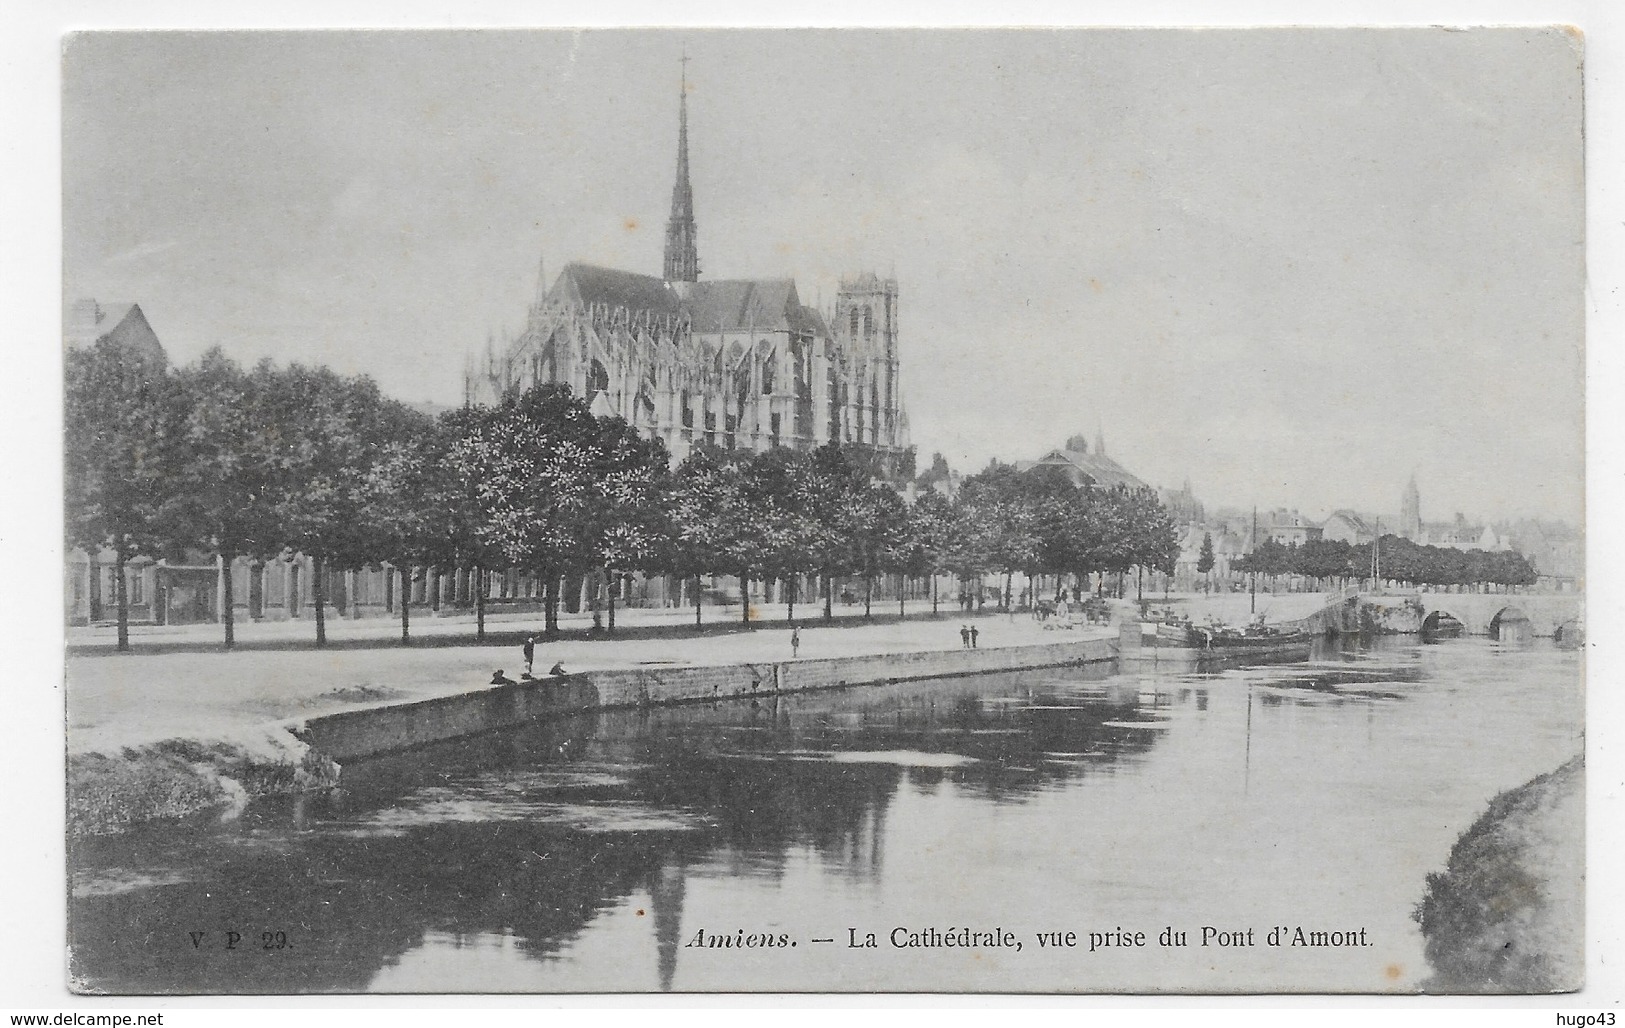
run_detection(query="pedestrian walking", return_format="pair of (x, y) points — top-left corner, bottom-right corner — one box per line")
(970, 625), (980, 649)
(522, 635), (536, 676)
(960, 625), (970, 649)
(791, 625), (801, 658)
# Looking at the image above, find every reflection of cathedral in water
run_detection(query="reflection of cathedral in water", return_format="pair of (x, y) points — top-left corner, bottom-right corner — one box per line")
(466, 68), (911, 474)
(68, 670), (1169, 993)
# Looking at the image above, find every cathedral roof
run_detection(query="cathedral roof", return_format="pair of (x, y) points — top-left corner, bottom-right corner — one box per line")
(550, 263), (682, 316)
(684, 279), (799, 334)
(545, 264), (830, 339)
(788, 302), (830, 339)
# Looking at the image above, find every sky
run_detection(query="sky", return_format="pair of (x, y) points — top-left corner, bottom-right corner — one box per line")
(62, 27), (1585, 526)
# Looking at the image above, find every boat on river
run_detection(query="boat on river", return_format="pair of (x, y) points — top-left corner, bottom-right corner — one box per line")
(1117, 610), (1313, 665)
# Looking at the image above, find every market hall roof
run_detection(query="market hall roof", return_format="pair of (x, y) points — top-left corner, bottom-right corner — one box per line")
(1017, 446), (1152, 492)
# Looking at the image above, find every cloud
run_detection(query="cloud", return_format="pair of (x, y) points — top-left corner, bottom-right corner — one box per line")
(104, 239), (179, 265)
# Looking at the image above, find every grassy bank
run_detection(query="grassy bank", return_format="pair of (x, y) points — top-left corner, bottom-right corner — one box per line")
(1413, 755), (1584, 993)
(67, 732), (339, 837)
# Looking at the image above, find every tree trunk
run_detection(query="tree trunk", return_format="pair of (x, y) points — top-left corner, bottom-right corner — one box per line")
(221, 549), (236, 650)
(694, 573), (703, 628)
(787, 576), (796, 623)
(1004, 571), (1013, 611)
(544, 569), (559, 636)
(87, 558), (102, 623)
(932, 573), (939, 615)
(900, 576), (906, 618)
(313, 555), (327, 647)
(475, 565), (487, 641)
(741, 572), (751, 627)
(823, 572), (833, 621)
(607, 572), (616, 634)
(400, 565), (411, 644)
(864, 572), (873, 619)
(115, 546), (129, 652)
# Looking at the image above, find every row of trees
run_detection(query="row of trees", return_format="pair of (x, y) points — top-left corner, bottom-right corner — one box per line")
(1228, 536), (1538, 590)
(67, 340), (1181, 650)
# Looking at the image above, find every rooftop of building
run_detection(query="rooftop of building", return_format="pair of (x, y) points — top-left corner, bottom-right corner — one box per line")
(545, 262), (841, 338)
(1016, 444), (1150, 492)
(65, 299), (166, 365)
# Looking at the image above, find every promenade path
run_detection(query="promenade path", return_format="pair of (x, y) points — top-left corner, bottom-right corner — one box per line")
(65, 592), (1331, 758)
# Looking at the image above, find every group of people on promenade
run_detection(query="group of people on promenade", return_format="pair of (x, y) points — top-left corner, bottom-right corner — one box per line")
(490, 634), (567, 686)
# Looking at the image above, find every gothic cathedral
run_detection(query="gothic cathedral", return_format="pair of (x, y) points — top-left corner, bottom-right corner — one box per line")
(465, 68), (912, 477)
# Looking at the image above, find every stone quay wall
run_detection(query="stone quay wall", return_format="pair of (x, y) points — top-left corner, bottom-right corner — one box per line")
(301, 637), (1117, 762)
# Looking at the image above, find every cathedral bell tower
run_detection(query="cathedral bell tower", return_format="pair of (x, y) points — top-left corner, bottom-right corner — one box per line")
(1401, 474), (1421, 541)
(663, 56), (700, 283)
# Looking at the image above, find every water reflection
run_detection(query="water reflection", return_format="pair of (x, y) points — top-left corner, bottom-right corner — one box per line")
(67, 638), (1582, 994)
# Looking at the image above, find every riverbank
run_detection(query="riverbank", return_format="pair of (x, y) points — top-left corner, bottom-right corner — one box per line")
(65, 593), (1336, 836)
(66, 609), (1148, 835)
(1413, 754), (1584, 992)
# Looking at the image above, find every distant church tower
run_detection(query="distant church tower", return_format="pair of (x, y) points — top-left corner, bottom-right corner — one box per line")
(663, 58), (700, 283)
(1401, 474), (1421, 541)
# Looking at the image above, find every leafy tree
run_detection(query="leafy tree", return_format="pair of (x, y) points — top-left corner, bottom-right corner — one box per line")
(959, 462), (1044, 609)
(665, 444), (748, 627)
(64, 339), (192, 649)
(804, 444), (870, 620)
(358, 401), (466, 644)
(271, 365), (405, 647)
(584, 415), (672, 632)
(448, 384), (619, 636)
(171, 351), (291, 649)
(1196, 531), (1215, 589)
(905, 490), (960, 614)
(739, 447), (823, 623)
(849, 483), (910, 619)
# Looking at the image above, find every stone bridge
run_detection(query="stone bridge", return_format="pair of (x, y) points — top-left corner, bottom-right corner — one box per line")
(1360, 591), (1583, 640)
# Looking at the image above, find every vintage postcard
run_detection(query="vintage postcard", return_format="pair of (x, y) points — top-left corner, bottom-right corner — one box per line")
(57, 26), (1586, 996)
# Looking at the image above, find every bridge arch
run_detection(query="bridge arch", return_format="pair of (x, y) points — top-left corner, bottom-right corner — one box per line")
(1420, 604), (1481, 635)
(1488, 606), (1533, 642)
(1553, 619), (1584, 646)
(1421, 609), (1466, 635)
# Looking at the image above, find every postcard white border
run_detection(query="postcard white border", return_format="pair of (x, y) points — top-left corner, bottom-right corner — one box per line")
(4, 0), (1620, 1018)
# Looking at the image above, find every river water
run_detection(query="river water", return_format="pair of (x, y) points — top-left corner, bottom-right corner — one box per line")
(68, 635), (1582, 995)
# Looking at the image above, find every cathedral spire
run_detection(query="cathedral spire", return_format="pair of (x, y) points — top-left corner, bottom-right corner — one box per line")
(663, 53), (700, 283)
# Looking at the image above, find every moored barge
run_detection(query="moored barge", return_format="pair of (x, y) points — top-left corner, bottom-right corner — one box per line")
(1117, 611), (1313, 665)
